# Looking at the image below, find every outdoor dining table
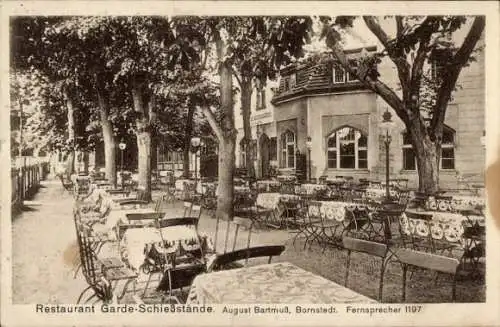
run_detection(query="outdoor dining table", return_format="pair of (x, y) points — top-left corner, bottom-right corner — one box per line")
(186, 262), (376, 304)
(364, 187), (398, 199)
(296, 183), (328, 195)
(120, 223), (204, 272)
(402, 209), (485, 245)
(425, 194), (485, 212)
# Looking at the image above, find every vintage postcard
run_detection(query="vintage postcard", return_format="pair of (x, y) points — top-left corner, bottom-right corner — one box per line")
(1, 1), (499, 326)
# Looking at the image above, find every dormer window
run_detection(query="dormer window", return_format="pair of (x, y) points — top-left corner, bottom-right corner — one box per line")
(333, 62), (358, 84)
(347, 68), (358, 82)
(289, 73), (297, 89)
(333, 66), (346, 84)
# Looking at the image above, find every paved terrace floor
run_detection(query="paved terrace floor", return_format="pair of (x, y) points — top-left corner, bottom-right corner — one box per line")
(12, 178), (485, 304)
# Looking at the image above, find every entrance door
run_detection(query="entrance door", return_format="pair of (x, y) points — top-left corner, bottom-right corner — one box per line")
(259, 134), (270, 178)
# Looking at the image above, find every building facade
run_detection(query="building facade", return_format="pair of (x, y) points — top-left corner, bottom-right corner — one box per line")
(235, 43), (485, 190)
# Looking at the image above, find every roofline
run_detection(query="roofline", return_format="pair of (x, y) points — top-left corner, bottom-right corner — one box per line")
(271, 84), (372, 105)
(279, 45), (378, 75)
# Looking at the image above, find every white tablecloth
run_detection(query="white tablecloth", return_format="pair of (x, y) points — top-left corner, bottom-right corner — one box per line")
(187, 262), (376, 304)
(297, 184), (328, 195)
(121, 225), (200, 271)
(426, 195), (485, 212)
(310, 201), (365, 222)
(401, 210), (485, 245)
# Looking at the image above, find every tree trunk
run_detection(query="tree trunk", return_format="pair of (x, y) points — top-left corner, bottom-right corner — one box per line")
(413, 134), (440, 194)
(217, 136), (236, 221)
(183, 105), (195, 178)
(131, 83), (152, 202)
(198, 33), (237, 221)
(137, 131), (152, 201)
(240, 78), (255, 178)
(64, 90), (76, 175)
(151, 135), (158, 186)
(97, 91), (117, 187)
(83, 151), (89, 174)
(215, 35), (236, 221)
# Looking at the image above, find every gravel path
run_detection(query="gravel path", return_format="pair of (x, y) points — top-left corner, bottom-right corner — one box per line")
(12, 179), (87, 304)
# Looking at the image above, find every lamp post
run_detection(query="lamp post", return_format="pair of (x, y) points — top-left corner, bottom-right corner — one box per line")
(306, 136), (312, 182)
(191, 137), (201, 191)
(118, 139), (126, 188)
(380, 109), (395, 202)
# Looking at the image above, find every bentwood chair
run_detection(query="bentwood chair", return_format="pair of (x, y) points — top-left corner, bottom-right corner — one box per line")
(59, 174), (75, 195)
(393, 248), (460, 302)
(307, 201), (345, 252)
(74, 209), (137, 304)
(343, 236), (389, 302)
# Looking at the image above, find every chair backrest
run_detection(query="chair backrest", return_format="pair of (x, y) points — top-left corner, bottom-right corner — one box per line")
(117, 199), (148, 206)
(394, 248), (460, 275)
(156, 217), (199, 229)
(189, 204), (202, 219)
(183, 201), (193, 217)
(404, 210), (433, 221)
(73, 210), (100, 286)
(208, 245), (286, 272)
(343, 236), (388, 258)
(221, 216), (254, 254)
(107, 189), (130, 196)
(126, 212), (165, 221)
(59, 174), (74, 189)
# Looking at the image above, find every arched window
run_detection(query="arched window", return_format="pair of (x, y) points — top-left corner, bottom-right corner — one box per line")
(402, 126), (455, 170)
(280, 130), (295, 168)
(327, 126), (367, 169)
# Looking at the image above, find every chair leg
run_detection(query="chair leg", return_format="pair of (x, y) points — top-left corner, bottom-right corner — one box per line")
(142, 272), (154, 298)
(73, 264), (82, 279)
(77, 285), (93, 304)
(344, 251), (351, 287)
(117, 278), (136, 300)
(84, 292), (99, 304)
(378, 259), (386, 302)
(452, 276), (457, 302)
(402, 264), (408, 302)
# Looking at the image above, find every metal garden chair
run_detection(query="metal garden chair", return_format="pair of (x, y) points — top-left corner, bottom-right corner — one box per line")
(342, 236), (389, 302)
(392, 248), (461, 302)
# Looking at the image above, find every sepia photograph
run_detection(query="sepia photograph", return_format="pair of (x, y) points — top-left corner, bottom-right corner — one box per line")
(1, 2), (499, 326)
